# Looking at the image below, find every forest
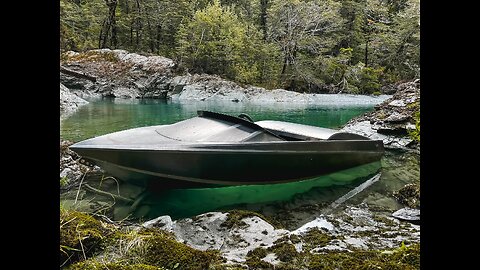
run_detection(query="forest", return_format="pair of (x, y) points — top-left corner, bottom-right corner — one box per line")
(60, 0), (419, 94)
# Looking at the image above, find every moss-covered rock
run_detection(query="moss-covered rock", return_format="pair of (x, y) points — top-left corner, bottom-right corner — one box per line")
(268, 242), (298, 263)
(138, 228), (219, 270)
(246, 240), (301, 268)
(301, 228), (334, 251)
(68, 260), (164, 270)
(308, 243), (420, 270)
(60, 209), (116, 266)
(394, 183), (420, 208)
(221, 210), (281, 229)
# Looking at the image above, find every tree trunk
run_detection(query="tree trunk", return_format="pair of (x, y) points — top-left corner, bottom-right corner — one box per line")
(260, 0), (268, 40)
(156, 24), (162, 54)
(281, 55), (288, 75)
(364, 38), (368, 67)
(135, 0), (141, 50)
(146, 18), (154, 53)
(99, 0), (118, 49)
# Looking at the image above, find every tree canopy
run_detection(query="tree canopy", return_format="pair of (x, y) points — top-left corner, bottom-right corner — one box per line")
(60, 0), (420, 93)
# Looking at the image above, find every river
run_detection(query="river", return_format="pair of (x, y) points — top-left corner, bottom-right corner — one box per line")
(60, 96), (419, 228)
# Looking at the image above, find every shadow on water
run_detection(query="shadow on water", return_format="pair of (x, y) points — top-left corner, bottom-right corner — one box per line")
(107, 161), (382, 220)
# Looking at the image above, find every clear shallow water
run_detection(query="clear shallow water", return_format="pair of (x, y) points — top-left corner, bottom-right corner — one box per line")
(60, 98), (377, 142)
(60, 97), (418, 223)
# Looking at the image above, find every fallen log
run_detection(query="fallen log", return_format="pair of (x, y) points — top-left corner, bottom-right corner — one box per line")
(60, 65), (97, 82)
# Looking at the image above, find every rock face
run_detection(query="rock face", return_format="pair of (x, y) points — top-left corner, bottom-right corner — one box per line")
(341, 80), (420, 151)
(60, 49), (391, 105)
(61, 49), (175, 99)
(60, 83), (89, 119)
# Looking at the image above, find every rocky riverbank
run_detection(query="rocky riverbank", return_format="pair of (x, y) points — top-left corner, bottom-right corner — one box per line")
(61, 205), (419, 269)
(341, 80), (420, 152)
(60, 49), (390, 114)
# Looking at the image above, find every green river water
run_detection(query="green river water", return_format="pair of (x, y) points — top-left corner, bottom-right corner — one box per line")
(60, 98), (419, 225)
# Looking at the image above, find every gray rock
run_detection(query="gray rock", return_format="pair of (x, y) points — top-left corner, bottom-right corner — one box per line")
(384, 112), (409, 122)
(142, 215), (174, 231)
(341, 120), (413, 149)
(60, 83), (89, 119)
(392, 208), (420, 224)
(341, 80), (420, 151)
(111, 87), (140, 99)
(141, 212), (289, 263)
(388, 100), (406, 107)
(136, 203), (420, 264)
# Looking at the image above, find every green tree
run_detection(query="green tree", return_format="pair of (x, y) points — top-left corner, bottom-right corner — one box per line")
(176, 0), (266, 84)
(268, 0), (344, 90)
(99, 0), (118, 49)
(60, 0), (107, 51)
(382, 0), (420, 79)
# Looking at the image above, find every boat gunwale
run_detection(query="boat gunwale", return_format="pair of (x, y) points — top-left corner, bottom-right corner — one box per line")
(70, 139), (384, 153)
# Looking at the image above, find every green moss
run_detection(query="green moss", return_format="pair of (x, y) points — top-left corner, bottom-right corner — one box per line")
(246, 242), (301, 268)
(269, 242), (298, 262)
(60, 209), (115, 266)
(393, 183), (420, 208)
(373, 215), (397, 227)
(209, 264), (247, 270)
(289, 234), (301, 244)
(245, 247), (274, 269)
(408, 110), (420, 142)
(247, 247), (268, 259)
(60, 176), (69, 187)
(308, 243), (420, 270)
(221, 210), (280, 229)
(302, 228), (333, 251)
(139, 228), (219, 270)
(68, 260), (164, 270)
(245, 256), (274, 269)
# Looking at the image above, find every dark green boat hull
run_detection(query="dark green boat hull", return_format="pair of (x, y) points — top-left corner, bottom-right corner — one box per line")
(70, 111), (384, 188)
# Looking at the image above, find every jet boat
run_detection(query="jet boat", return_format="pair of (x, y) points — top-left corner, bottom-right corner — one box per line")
(70, 111), (384, 187)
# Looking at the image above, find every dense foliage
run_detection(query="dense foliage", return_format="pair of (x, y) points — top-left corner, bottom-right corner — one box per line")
(60, 0), (419, 93)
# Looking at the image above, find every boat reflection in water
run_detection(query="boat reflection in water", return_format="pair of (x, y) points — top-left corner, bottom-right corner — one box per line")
(116, 161), (382, 220)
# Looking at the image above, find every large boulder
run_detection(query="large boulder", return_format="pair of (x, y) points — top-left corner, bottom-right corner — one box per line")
(60, 49), (175, 99)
